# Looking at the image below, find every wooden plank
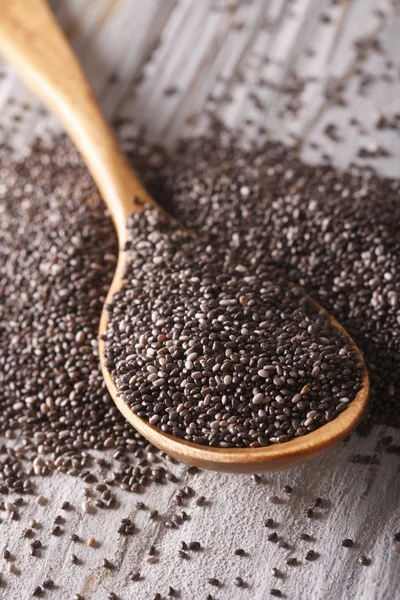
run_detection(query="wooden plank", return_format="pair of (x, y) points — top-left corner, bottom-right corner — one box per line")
(0, 1), (399, 599)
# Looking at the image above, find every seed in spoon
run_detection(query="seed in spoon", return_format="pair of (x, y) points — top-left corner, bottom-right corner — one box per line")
(104, 206), (363, 448)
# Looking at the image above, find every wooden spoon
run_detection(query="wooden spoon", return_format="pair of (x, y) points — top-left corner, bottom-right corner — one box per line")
(0, 0), (370, 473)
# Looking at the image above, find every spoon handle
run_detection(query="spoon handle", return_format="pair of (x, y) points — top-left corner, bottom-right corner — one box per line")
(0, 0), (151, 241)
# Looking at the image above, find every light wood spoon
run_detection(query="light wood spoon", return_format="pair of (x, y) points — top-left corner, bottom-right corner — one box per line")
(0, 0), (370, 473)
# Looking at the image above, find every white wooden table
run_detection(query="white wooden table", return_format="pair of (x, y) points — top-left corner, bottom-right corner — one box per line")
(0, 1), (399, 599)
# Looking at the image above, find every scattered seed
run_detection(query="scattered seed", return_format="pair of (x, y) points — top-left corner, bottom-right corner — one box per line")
(268, 496), (281, 505)
(32, 586), (43, 597)
(358, 555), (371, 566)
(188, 541), (201, 551)
(168, 586), (176, 596)
(265, 518), (274, 528)
(102, 558), (114, 569)
(42, 579), (54, 589)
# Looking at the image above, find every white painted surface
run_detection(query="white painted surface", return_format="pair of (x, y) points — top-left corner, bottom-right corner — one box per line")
(0, 1), (399, 599)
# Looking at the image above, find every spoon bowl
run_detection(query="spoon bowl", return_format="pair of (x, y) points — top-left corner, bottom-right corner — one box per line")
(0, 0), (369, 473)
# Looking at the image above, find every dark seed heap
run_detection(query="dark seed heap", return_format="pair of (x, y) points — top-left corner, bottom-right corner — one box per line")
(104, 208), (362, 447)
(0, 140), (174, 493)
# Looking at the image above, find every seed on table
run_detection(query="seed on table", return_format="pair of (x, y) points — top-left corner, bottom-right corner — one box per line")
(130, 571), (141, 581)
(252, 474), (261, 483)
(70, 534), (80, 542)
(51, 525), (61, 536)
(235, 548), (245, 556)
(71, 554), (79, 565)
(283, 485), (293, 494)
(102, 558), (114, 569)
(268, 533), (278, 542)
(278, 541), (289, 550)
(8, 563), (18, 575)
(3, 549), (11, 560)
(153, 595), (161, 600)
(393, 532), (400, 542)
(196, 496), (206, 506)
(5, 502), (14, 513)
(358, 555), (371, 566)
(73, 595), (84, 600)
(300, 533), (312, 542)
(168, 586), (176, 597)
(305, 550), (318, 561)
(286, 557), (299, 566)
(54, 515), (65, 525)
(146, 555), (158, 564)
(270, 590), (282, 597)
(265, 518), (274, 528)
(32, 586), (43, 597)
(87, 537), (97, 548)
(150, 510), (159, 519)
(188, 541), (201, 551)
(271, 567), (281, 577)
(234, 577), (244, 587)
(82, 501), (92, 514)
(314, 497), (322, 507)
(342, 539), (354, 548)
(42, 579), (54, 589)
(268, 496), (280, 504)
(207, 578), (220, 587)
(136, 501), (146, 510)
(61, 501), (70, 510)
(306, 508), (314, 518)
(36, 496), (46, 506)
(178, 550), (189, 559)
(108, 593), (118, 600)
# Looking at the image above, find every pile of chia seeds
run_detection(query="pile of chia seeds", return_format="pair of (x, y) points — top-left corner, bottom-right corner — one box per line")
(0, 132), (399, 598)
(104, 207), (363, 447)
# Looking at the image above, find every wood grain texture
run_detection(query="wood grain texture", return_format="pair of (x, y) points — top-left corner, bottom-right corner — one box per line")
(0, 0), (399, 598)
